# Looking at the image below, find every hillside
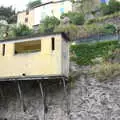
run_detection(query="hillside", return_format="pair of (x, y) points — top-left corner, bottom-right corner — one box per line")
(0, 40), (120, 119)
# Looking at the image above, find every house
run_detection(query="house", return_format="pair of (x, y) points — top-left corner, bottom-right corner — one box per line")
(0, 32), (69, 81)
(17, 1), (72, 28)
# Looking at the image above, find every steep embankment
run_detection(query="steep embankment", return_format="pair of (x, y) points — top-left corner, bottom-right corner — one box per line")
(0, 40), (120, 120)
(0, 62), (120, 120)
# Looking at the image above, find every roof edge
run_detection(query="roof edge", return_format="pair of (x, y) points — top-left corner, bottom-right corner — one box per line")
(0, 32), (70, 43)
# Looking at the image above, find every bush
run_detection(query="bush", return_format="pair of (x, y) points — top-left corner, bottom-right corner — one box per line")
(61, 12), (85, 25)
(54, 24), (79, 41)
(12, 24), (33, 37)
(70, 40), (120, 65)
(39, 16), (60, 33)
(84, 23), (116, 35)
(100, 0), (120, 15)
(102, 24), (116, 34)
(86, 12), (120, 25)
(84, 23), (104, 35)
(92, 62), (120, 81)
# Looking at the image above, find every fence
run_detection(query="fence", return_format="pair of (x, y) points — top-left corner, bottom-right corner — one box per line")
(74, 33), (120, 44)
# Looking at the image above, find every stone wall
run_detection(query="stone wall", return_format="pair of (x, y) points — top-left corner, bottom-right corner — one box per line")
(0, 63), (120, 120)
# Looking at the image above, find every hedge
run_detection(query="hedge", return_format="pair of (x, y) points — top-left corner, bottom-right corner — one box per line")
(70, 40), (120, 65)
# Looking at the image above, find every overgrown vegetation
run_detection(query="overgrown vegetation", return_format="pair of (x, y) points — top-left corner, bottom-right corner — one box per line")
(12, 24), (33, 37)
(0, 6), (16, 24)
(61, 12), (85, 25)
(39, 16), (60, 33)
(70, 40), (120, 65)
(27, 0), (41, 9)
(92, 62), (120, 81)
(54, 24), (79, 40)
(100, 0), (120, 15)
(86, 12), (120, 24)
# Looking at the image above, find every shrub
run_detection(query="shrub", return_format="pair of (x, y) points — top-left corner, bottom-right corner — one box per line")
(100, 0), (120, 15)
(61, 12), (85, 25)
(54, 24), (79, 41)
(84, 23), (116, 35)
(70, 40), (120, 65)
(102, 24), (116, 34)
(39, 16), (60, 33)
(12, 24), (33, 37)
(92, 62), (120, 81)
(86, 12), (120, 25)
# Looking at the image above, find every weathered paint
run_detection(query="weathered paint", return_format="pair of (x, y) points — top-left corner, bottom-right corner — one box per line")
(0, 33), (69, 79)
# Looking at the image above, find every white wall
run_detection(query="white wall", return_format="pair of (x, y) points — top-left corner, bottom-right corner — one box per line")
(34, 0), (72, 26)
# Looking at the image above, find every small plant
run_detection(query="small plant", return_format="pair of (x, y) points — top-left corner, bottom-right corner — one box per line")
(12, 24), (33, 37)
(92, 62), (120, 82)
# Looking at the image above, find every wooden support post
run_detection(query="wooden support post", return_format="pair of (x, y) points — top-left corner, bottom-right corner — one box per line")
(17, 81), (26, 112)
(0, 87), (4, 99)
(62, 78), (70, 119)
(38, 81), (47, 120)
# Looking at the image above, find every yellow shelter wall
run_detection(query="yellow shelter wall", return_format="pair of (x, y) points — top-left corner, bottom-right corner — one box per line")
(61, 39), (69, 77)
(0, 35), (64, 78)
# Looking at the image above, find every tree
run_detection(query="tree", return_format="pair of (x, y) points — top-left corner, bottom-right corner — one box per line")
(100, 3), (110, 15)
(12, 24), (33, 37)
(39, 16), (60, 33)
(61, 12), (85, 25)
(109, 0), (120, 14)
(0, 6), (17, 24)
(27, 0), (41, 9)
(100, 0), (120, 15)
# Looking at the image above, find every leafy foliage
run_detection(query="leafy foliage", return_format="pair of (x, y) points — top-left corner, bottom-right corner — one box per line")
(61, 12), (85, 25)
(12, 24), (33, 37)
(100, 0), (120, 15)
(102, 24), (116, 34)
(54, 24), (79, 41)
(70, 40), (120, 65)
(75, 0), (99, 14)
(84, 23), (116, 35)
(0, 6), (16, 24)
(39, 16), (60, 33)
(27, 0), (41, 9)
(86, 12), (120, 24)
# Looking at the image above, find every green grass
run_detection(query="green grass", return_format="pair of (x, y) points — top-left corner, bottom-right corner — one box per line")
(70, 40), (120, 65)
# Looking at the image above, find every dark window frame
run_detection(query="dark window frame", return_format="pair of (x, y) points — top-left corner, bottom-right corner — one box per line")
(25, 18), (28, 23)
(51, 37), (55, 51)
(26, 10), (29, 15)
(2, 44), (5, 56)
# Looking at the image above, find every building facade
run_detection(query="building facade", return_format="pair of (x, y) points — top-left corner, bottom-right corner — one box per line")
(17, 1), (72, 28)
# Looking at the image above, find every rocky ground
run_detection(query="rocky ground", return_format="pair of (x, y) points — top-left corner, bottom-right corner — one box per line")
(0, 62), (120, 120)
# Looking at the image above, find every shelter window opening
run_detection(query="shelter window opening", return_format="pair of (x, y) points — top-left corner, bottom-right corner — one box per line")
(14, 40), (41, 54)
(2, 44), (5, 56)
(51, 37), (55, 51)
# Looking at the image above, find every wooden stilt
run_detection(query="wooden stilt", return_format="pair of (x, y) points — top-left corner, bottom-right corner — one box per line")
(38, 81), (47, 120)
(62, 78), (70, 119)
(17, 81), (26, 112)
(0, 87), (4, 99)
